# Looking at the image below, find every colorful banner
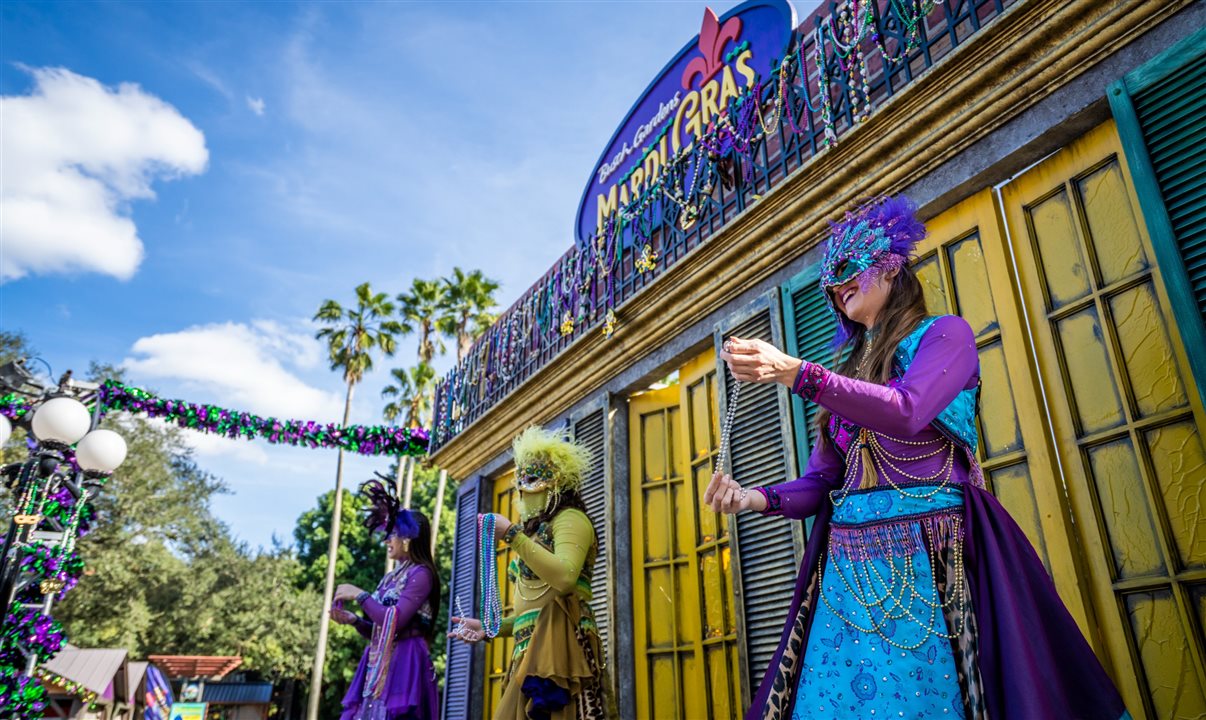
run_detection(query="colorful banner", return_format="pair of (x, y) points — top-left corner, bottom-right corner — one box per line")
(169, 702), (207, 720)
(574, 0), (796, 245)
(144, 665), (174, 720)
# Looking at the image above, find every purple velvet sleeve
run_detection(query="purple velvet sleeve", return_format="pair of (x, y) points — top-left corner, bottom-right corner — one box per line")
(755, 438), (845, 520)
(798, 316), (979, 437)
(359, 567), (433, 633)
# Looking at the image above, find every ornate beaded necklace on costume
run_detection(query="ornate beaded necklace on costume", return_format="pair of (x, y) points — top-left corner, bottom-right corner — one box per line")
(817, 516), (968, 650)
(477, 513), (503, 639)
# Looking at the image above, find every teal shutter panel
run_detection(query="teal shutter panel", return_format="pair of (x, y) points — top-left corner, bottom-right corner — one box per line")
(781, 271), (838, 469)
(442, 478), (483, 720)
(1133, 47), (1206, 314)
(572, 410), (610, 662)
(718, 308), (798, 702)
(1109, 27), (1206, 415)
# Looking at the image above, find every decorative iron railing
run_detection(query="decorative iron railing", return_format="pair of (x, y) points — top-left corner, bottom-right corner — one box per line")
(430, 0), (1013, 452)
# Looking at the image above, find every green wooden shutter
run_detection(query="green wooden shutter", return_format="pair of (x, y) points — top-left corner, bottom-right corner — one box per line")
(573, 409), (610, 662)
(781, 269), (839, 470)
(1109, 27), (1206, 413)
(442, 477), (483, 720)
(716, 299), (800, 704)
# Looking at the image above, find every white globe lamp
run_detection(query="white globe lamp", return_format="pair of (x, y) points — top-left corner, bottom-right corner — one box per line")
(75, 429), (128, 474)
(31, 397), (91, 445)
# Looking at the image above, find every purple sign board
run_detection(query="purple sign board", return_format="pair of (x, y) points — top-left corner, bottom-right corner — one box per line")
(574, 0), (797, 245)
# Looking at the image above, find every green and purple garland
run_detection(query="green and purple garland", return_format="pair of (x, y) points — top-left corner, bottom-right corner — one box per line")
(18, 543), (85, 601)
(0, 607), (63, 717)
(0, 666), (47, 720)
(0, 609), (64, 667)
(0, 375), (430, 716)
(97, 381), (428, 456)
(0, 383), (429, 458)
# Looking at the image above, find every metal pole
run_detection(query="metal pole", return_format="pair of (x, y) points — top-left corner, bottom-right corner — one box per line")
(0, 459), (37, 628)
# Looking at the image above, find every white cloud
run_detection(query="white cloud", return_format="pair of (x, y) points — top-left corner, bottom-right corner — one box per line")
(246, 95), (266, 116)
(174, 425), (271, 465)
(0, 67), (208, 281)
(123, 320), (342, 421)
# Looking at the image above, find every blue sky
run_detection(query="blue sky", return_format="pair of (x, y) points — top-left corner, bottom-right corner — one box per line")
(1, 0), (814, 549)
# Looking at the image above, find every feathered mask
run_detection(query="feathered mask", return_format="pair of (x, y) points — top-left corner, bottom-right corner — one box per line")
(511, 426), (592, 494)
(360, 475), (421, 539)
(820, 195), (926, 344)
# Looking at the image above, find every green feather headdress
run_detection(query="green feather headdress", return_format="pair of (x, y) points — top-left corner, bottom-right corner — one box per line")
(512, 425), (592, 493)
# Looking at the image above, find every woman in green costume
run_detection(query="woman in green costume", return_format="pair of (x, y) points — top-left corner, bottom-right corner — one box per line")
(450, 426), (612, 720)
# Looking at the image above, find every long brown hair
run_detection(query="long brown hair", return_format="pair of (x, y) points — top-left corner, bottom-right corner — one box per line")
(814, 265), (930, 477)
(402, 511), (442, 642)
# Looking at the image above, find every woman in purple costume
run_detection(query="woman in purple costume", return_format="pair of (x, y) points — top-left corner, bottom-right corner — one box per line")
(331, 478), (441, 720)
(710, 196), (1130, 720)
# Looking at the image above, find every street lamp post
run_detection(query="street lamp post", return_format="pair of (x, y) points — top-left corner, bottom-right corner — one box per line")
(0, 360), (127, 654)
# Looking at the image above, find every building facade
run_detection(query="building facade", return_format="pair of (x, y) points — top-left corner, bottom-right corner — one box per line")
(432, 2), (1206, 718)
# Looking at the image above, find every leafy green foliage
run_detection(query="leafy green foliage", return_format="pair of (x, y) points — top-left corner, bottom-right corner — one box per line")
(439, 267), (500, 361)
(314, 282), (404, 387)
(53, 366), (322, 683)
(293, 460), (456, 718)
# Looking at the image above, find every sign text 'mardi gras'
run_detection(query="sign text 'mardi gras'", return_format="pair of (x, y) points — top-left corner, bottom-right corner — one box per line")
(574, 0), (796, 245)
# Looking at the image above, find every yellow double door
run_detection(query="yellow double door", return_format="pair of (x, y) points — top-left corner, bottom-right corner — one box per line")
(629, 354), (742, 720)
(922, 121), (1206, 720)
(627, 120), (1206, 719)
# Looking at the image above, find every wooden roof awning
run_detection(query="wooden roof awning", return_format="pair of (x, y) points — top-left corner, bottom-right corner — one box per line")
(146, 655), (242, 680)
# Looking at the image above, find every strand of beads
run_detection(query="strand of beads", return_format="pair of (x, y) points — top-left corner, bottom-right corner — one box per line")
(819, 517), (967, 649)
(478, 514), (503, 639)
(452, 595), (476, 641)
(831, 428), (958, 505)
(715, 342), (742, 477)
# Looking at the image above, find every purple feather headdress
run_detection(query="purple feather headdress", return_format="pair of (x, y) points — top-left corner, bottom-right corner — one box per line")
(360, 475), (421, 540)
(819, 195), (927, 345)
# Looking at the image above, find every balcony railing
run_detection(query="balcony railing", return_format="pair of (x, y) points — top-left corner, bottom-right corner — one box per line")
(430, 0), (1013, 452)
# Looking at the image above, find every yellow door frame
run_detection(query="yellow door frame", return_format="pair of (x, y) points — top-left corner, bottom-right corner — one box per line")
(483, 470), (517, 720)
(629, 350), (739, 720)
(1001, 119), (1206, 718)
(918, 189), (1099, 637)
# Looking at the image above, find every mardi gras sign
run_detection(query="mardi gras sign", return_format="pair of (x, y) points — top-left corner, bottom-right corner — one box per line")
(574, 0), (796, 245)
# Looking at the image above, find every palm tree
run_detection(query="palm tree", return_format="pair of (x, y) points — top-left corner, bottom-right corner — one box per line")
(382, 362), (436, 510)
(385, 363), (436, 429)
(397, 278), (448, 365)
(439, 267), (500, 362)
(307, 282), (403, 720)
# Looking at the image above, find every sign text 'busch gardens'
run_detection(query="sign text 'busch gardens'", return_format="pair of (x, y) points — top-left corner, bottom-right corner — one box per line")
(574, 0), (796, 244)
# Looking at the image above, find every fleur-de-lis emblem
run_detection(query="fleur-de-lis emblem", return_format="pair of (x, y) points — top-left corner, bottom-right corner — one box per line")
(681, 8), (743, 89)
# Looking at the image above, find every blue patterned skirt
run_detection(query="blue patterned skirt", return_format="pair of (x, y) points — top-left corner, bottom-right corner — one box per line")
(793, 485), (970, 719)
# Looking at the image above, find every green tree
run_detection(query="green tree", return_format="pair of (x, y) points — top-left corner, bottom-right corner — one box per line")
(292, 463), (457, 718)
(0, 332), (36, 466)
(392, 277), (448, 517)
(0, 330), (33, 367)
(381, 363), (436, 430)
(381, 363), (437, 512)
(310, 282), (403, 720)
(397, 279), (448, 365)
(439, 268), (500, 362)
(293, 487), (384, 717)
(56, 368), (321, 682)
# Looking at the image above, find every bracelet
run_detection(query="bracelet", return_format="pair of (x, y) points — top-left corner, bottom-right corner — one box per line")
(793, 361), (829, 401)
(755, 486), (783, 515)
(502, 523), (522, 544)
(355, 591), (371, 605)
